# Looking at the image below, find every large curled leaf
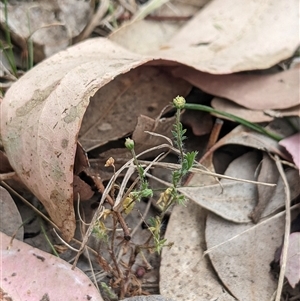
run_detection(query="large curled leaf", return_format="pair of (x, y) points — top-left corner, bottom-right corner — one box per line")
(0, 38), (191, 241)
(0, 232), (103, 300)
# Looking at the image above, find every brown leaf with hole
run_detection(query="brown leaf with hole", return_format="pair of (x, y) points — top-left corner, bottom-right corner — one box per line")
(250, 153), (279, 223)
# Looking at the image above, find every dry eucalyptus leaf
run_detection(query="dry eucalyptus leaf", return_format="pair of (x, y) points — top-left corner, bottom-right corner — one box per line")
(172, 67), (299, 109)
(179, 151), (260, 223)
(205, 208), (300, 301)
(279, 133), (300, 169)
(0, 1), (91, 62)
(250, 153), (279, 223)
(180, 181), (257, 223)
(211, 98), (274, 123)
(281, 232), (300, 288)
(160, 153), (234, 300)
(211, 98), (300, 123)
(0, 38), (156, 241)
(160, 202), (235, 301)
(154, 0), (299, 73)
(0, 186), (23, 241)
(263, 168), (300, 218)
(0, 232), (104, 300)
(202, 125), (290, 162)
(109, 1), (203, 54)
(180, 151), (300, 223)
(110, 20), (182, 55)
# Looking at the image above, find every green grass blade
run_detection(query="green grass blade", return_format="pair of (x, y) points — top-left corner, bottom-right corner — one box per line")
(184, 103), (283, 141)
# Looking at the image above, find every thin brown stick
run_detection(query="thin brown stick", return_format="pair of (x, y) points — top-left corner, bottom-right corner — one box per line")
(274, 155), (291, 301)
(0, 181), (59, 231)
(0, 172), (16, 180)
(93, 176), (131, 240)
(206, 118), (224, 151)
(73, 0), (110, 43)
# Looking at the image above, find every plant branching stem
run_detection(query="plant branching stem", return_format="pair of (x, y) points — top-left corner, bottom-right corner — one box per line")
(94, 177), (131, 240)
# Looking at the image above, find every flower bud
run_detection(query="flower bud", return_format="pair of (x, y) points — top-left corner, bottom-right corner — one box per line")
(173, 96), (186, 109)
(125, 138), (134, 150)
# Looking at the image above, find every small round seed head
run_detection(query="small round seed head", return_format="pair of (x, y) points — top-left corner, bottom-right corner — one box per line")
(173, 96), (186, 109)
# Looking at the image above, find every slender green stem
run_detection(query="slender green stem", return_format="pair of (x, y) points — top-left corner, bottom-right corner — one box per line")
(40, 222), (59, 257)
(184, 103), (283, 141)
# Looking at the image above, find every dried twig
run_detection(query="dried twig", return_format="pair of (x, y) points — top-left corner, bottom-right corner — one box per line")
(274, 155), (291, 301)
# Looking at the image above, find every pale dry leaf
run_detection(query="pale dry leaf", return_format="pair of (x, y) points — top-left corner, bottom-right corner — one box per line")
(154, 0), (299, 73)
(205, 208), (300, 301)
(212, 98), (274, 123)
(179, 151), (260, 223)
(160, 202), (235, 301)
(279, 133), (300, 170)
(263, 168), (300, 219)
(160, 148), (234, 300)
(0, 38), (154, 241)
(0, 1), (91, 62)
(201, 125), (290, 162)
(109, 1), (202, 55)
(0, 232), (104, 300)
(212, 98), (300, 123)
(172, 67), (300, 109)
(281, 232), (300, 288)
(250, 153), (279, 223)
(110, 20), (181, 54)
(0, 186), (24, 241)
(180, 151), (300, 223)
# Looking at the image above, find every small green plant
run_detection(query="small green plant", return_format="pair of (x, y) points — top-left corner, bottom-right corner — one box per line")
(83, 95), (198, 298)
(124, 96), (197, 253)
